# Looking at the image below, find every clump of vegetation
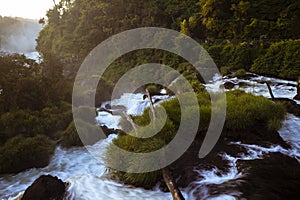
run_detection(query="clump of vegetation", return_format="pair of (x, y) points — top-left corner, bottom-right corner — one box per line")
(220, 66), (231, 76)
(105, 89), (286, 187)
(225, 90), (286, 133)
(105, 115), (176, 187)
(146, 84), (163, 95)
(0, 135), (55, 174)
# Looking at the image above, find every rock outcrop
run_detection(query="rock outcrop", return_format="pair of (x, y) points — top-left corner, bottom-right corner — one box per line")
(21, 175), (66, 200)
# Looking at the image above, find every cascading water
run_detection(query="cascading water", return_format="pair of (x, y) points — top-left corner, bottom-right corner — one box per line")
(1, 74), (300, 200)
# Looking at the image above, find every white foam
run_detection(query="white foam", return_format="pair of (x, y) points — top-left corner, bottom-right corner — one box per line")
(279, 114), (300, 152)
(96, 112), (121, 129)
(65, 175), (174, 200)
(206, 73), (299, 103)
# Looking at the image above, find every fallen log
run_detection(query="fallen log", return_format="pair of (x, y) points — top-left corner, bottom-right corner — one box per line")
(162, 168), (185, 200)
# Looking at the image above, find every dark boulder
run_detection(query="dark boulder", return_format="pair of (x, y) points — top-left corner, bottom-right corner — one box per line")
(294, 94), (300, 100)
(98, 107), (113, 114)
(21, 175), (66, 200)
(223, 81), (235, 89)
(274, 98), (300, 117)
(105, 104), (111, 109)
(101, 125), (126, 137)
(237, 81), (250, 88)
(236, 153), (300, 200)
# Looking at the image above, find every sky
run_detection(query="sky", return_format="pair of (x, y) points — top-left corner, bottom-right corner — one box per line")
(0, 0), (54, 19)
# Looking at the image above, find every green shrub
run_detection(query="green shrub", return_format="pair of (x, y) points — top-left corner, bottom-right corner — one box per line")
(61, 121), (83, 147)
(0, 110), (43, 144)
(230, 43), (263, 70)
(0, 102), (73, 144)
(225, 90), (286, 133)
(73, 106), (97, 124)
(104, 116), (175, 187)
(41, 103), (73, 137)
(146, 84), (162, 94)
(232, 69), (247, 78)
(220, 66), (231, 76)
(61, 119), (102, 148)
(0, 135), (55, 174)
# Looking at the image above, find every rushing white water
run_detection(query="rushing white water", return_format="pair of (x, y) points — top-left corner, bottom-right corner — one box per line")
(96, 93), (171, 129)
(188, 128), (300, 200)
(1, 74), (300, 200)
(65, 175), (175, 200)
(186, 73), (300, 200)
(0, 94), (176, 200)
(24, 51), (40, 62)
(206, 73), (300, 104)
(1, 145), (102, 199)
(279, 114), (300, 152)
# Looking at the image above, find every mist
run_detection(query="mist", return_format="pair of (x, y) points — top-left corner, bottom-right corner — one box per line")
(0, 16), (42, 54)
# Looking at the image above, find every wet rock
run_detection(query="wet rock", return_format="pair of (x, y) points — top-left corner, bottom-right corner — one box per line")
(105, 104), (111, 109)
(98, 107), (113, 114)
(287, 83), (296, 87)
(171, 128), (291, 189)
(21, 175), (66, 200)
(228, 72), (257, 80)
(101, 125), (126, 137)
(111, 105), (126, 110)
(238, 82), (250, 88)
(223, 82), (235, 89)
(236, 153), (300, 200)
(274, 98), (300, 117)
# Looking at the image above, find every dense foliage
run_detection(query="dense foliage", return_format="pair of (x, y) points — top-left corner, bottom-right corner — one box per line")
(36, 0), (300, 80)
(0, 135), (55, 174)
(36, 0), (198, 76)
(0, 54), (74, 173)
(192, 0), (300, 40)
(251, 39), (300, 79)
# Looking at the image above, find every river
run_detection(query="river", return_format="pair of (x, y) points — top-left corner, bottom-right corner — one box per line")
(0, 73), (299, 200)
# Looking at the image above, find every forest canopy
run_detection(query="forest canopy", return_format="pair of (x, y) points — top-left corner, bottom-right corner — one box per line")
(36, 0), (300, 79)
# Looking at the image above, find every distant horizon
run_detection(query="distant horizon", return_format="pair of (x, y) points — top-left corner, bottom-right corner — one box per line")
(0, 0), (53, 20)
(0, 15), (40, 22)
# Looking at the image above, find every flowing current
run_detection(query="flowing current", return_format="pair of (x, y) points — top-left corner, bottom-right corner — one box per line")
(1, 74), (299, 200)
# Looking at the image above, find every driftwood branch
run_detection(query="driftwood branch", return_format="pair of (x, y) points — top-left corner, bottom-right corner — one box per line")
(122, 111), (137, 134)
(265, 82), (275, 101)
(146, 89), (157, 119)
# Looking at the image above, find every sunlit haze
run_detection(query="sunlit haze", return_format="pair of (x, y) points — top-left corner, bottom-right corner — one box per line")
(0, 0), (54, 19)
